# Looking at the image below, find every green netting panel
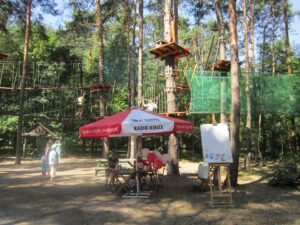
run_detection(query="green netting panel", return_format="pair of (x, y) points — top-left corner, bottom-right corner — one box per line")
(186, 70), (300, 115)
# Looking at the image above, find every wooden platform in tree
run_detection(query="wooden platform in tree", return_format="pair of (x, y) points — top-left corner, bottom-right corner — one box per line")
(90, 83), (112, 93)
(0, 53), (8, 60)
(149, 41), (190, 60)
(91, 116), (106, 121)
(176, 84), (189, 92)
(160, 111), (189, 117)
(205, 60), (231, 72)
(0, 86), (96, 91)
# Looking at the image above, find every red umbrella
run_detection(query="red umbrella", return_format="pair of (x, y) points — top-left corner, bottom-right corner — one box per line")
(80, 108), (193, 138)
(79, 108), (193, 198)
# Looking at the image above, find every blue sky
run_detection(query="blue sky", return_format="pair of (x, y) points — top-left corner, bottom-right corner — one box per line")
(42, 0), (300, 46)
(42, 0), (70, 28)
(289, 0), (300, 46)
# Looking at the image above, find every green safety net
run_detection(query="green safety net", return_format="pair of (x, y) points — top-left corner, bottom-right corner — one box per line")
(186, 70), (300, 115)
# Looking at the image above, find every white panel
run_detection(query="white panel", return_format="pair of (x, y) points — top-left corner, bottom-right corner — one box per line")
(121, 110), (174, 134)
(198, 163), (209, 179)
(200, 124), (233, 163)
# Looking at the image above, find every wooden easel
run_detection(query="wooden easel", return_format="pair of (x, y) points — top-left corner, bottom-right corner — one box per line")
(208, 163), (232, 207)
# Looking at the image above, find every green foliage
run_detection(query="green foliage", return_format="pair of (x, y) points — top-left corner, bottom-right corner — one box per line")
(109, 86), (128, 114)
(180, 126), (202, 158)
(269, 153), (300, 187)
(0, 116), (18, 150)
(0, 116), (18, 133)
(30, 22), (50, 61)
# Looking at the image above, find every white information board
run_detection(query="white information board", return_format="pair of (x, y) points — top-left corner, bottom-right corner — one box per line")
(200, 124), (233, 163)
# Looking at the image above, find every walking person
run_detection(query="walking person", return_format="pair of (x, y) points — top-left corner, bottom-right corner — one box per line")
(41, 155), (48, 177)
(48, 145), (59, 181)
(55, 140), (62, 162)
(51, 140), (58, 153)
(44, 139), (53, 176)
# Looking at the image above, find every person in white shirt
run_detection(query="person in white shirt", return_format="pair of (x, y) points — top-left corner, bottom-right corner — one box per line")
(48, 147), (58, 181)
(76, 94), (85, 118)
(143, 99), (157, 112)
(55, 140), (62, 162)
(51, 141), (57, 152)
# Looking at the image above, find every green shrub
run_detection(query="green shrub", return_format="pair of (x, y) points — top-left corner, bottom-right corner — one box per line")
(268, 153), (300, 186)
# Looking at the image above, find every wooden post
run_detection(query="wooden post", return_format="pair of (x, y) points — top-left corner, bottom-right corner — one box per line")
(22, 137), (27, 158)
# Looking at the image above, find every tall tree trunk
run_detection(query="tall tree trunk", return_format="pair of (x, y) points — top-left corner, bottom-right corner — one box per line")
(174, 0), (179, 92)
(229, 0), (240, 186)
(131, 0), (137, 107)
(126, 29), (132, 107)
(137, 0), (143, 108)
(164, 0), (179, 175)
(135, 0), (144, 160)
(261, 26), (266, 72)
(214, 0), (227, 123)
(249, 0), (255, 72)
(214, 0), (226, 61)
(243, 0), (252, 171)
(174, 0), (178, 42)
(126, 3), (132, 107)
(129, 0), (137, 159)
(96, 0), (109, 157)
(283, 0), (296, 160)
(192, 37), (199, 69)
(96, 0), (104, 85)
(200, 30), (204, 68)
(242, 0), (251, 128)
(271, 0), (276, 76)
(257, 114), (264, 166)
(283, 0), (292, 74)
(164, 0), (172, 50)
(15, 0), (32, 165)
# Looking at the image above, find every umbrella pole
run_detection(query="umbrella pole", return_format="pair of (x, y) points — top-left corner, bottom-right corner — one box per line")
(136, 154), (140, 196)
(123, 135), (150, 198)
(135, 136), (140, 196)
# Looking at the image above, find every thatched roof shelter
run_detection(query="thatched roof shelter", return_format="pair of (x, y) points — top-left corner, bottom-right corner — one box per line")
(22, 123), (58, 138)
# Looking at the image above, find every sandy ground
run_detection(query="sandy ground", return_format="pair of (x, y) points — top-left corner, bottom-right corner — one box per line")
(0, 157), (299, 225)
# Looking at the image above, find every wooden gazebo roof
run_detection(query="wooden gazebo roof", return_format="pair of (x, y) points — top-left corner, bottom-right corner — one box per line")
(149, 40), (190, 60)
(0, 53), (8, 60)
(205, 60), (231, 72)
(22, 123), (58, 138)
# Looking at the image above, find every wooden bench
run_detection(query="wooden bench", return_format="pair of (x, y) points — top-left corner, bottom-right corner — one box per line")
(95, 159), (134, 176)
(95, 159), (108, 176)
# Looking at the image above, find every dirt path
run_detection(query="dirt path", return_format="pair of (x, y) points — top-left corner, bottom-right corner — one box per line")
(0, 157), (299, 225)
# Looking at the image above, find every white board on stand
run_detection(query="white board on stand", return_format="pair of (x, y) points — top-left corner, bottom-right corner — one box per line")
(200, 124), (233, 163)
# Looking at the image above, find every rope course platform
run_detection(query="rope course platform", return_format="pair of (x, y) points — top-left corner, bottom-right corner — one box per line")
(90, 115), (107, 120)
(176, 84), (189, 92)
(0, 53), (8, 60)
(0, 86), (93, 91)
(149, 40), (190, 61)
(160, 111), (189, 117)
(90, 83), (112, 93)
(205, 60), (231, 72)
(0, 61), (117, 121)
